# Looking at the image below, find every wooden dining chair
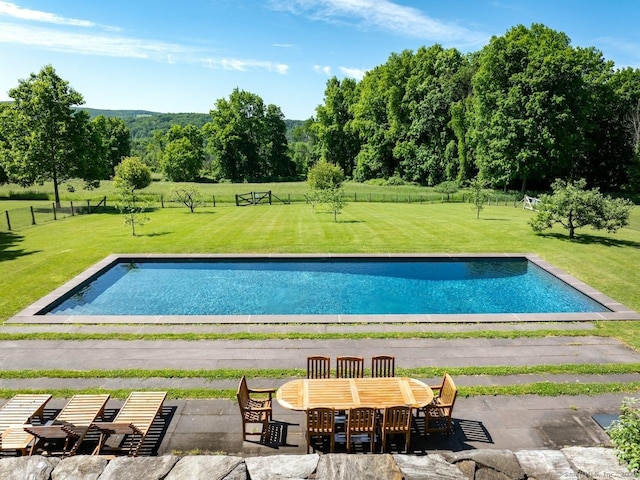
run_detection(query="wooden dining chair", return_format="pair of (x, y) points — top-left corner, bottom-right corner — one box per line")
(236, 375), (276, 441)
(420, 373), (458, 435)
(345, 407), (377, 453)
(307, 355), (331, 379)
(371, 355), (395, 377)
(380, 405), (412, 453)
(336, 356), (364, 378)
(306, 407), (335, 453)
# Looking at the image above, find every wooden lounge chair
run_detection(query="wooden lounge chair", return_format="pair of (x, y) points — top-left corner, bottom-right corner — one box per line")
(0, 394), (52, 455)
(306, 407), (335, 453)
(336, 356), (364, 378)
(380, 405), (412, 453)
(24, 394), (110, 456)
(236, 376), (276, 441)
(307, 355), (331, 379)
(371, 355), (395, 377)
(420, 373), (458, 434)
(91, 391), (167, 456)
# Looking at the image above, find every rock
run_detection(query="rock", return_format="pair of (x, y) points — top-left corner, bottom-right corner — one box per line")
(456, 460), (476, 480)
(442, 449), (525, 480)
(561, 446), (632, 480)
(98, 455), (180, 480)
(316, 454), (403, 480)
(0, 456), (59, 480)
(165, 455), (246, 480)
(244, 454), (318, 480)
(52, 456), (108, 480)
(393, 453), (467, 480)
(515, 449), (577, 480)
(475, 468), (512, 480)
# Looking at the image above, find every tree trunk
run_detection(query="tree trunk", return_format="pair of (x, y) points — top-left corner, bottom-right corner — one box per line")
(568, 210), (575, 239)
(520, 177), (527, 196)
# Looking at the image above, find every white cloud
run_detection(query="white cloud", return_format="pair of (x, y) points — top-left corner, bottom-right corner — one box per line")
(0, 21), (290, 74)
(204, 57), (289, 74)
(269, 0), (488, 47)
(339, 66), (365, 79)
(273, 43), (294, 48)
(313, 64), (332, 75)
(0, 1), (119, 30)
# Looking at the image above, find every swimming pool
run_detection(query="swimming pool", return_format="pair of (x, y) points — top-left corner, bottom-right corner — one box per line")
(43, 256), (609, 316)
(13, 254), (640, 324)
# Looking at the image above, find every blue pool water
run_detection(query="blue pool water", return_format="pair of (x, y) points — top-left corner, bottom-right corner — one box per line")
(46, 258), (608, 315)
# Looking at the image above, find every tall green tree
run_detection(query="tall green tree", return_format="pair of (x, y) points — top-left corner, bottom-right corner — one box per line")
(470, 24), (609, 193)
(161, 125), (204, 181)
(205, 88), (291, 182)
(0, 65), (100, 206)
(90, 115), (131, 174)
(312, 77), (360, 176)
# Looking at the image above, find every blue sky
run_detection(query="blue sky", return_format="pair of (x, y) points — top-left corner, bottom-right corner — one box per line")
(1, 1), (639, 120)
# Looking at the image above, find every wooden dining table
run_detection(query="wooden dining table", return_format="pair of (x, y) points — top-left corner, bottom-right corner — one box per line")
(276, 377), (434, 411)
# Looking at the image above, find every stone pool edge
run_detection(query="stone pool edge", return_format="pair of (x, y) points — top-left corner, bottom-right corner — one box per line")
(8, 253), (640, 324)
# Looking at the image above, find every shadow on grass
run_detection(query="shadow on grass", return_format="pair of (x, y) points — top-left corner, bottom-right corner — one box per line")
(0, 231), (37, 262)
(537, 232), (640, 249)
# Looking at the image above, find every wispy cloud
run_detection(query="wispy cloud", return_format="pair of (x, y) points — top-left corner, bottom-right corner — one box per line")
(269, 0), (488, 47)
(313, 64), (332, 75)
(0, 1), (117, 30)
(339, 66), (365, 80)
(0, 2), (290, 75)
(594, 36), (640, 68)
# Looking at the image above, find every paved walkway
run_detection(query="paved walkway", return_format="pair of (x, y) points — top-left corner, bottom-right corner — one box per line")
(0, 323), (638, 456)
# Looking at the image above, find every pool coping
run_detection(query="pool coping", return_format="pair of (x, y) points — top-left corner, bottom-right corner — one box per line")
(8, 253), (640, 324)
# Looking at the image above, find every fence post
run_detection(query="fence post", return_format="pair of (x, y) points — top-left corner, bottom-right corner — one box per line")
(30, 206), (36, 225)
(288, 193), (290, 204)
(4, 210), (10, 231)
(161, 195), (164, 208)
(70, 201), (75, 216)
(212, 195), (216, 207)
(52, 203), (57, 221)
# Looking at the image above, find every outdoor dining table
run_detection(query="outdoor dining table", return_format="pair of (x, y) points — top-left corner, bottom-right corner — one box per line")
(276, 377), (434, 411)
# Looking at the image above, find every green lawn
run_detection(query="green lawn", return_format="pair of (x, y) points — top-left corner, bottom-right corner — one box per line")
(1, 201), (639, 326)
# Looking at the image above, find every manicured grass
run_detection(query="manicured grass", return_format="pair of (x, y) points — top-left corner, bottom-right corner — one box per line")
(1, 202), (639, 325)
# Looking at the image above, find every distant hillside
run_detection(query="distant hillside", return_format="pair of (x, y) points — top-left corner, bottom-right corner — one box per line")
(80, 108), (305, 140)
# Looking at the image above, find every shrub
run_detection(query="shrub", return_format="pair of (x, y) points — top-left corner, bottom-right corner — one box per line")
(608, 397), (640, 475)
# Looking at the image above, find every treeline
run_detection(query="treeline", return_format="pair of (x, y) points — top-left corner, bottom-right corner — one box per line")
(308, 24), (640, 193)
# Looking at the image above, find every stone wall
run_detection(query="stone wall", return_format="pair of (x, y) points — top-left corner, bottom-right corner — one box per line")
(0, 447), (633, 480)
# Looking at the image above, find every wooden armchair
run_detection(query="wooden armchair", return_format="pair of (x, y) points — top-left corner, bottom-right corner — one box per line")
(380, 405), (412, 453)
(371, 355), (395, 377)
(422, 373), (457, 434)
(336, 356), (364, 378)
(307, 355), (331, 379)
(345, 407), (377, 452)
(306, 407), (335, 453)
(236, 375), (276, 441)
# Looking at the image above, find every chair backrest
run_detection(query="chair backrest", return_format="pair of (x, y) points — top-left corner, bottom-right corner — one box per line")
(382, 405), (412, 432)
(336, 356), (364, 378)
(307, 407), (335, 434)
(371, 355), (395, 377)
(113, 392), (166, 434)
(56, 394), (110, 427)
(347, 407), (377, 434)
(440, 374), (458, 407)
(307, 355), (331, 379)
(236, 375), (249, 411)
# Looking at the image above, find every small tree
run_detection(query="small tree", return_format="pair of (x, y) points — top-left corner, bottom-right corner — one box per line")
(434, 180), (459, 202)
(325, 186), (346, 222)
(171, 185), (203, 213)
(113, 156), (152, 236)
(468, 177), (488, 219)
(530, 178), (633, 239)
